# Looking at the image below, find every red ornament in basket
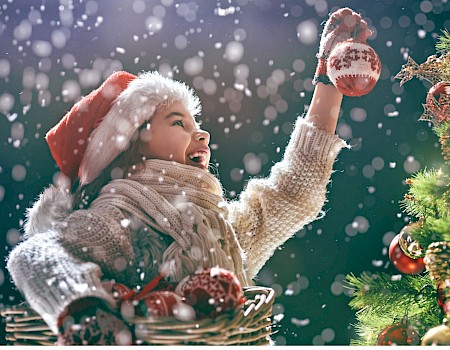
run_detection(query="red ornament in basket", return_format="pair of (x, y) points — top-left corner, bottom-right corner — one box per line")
(102, 281), (134, 301)
(175, 267), (245, 319)
(327, 39), (381, 96)
(138, 290), (190, 318)
(114, 274), (191, 319)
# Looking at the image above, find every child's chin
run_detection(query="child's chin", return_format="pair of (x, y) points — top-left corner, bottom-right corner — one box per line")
(187, 160), (209, 171)
(195, 163), (209, 171)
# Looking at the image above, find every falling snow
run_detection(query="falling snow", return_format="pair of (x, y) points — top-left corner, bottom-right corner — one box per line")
(0, 0), (449, 345)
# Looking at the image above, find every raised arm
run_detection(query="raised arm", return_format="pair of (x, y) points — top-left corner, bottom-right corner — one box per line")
(305, 82), (343, 134)
(228, 8), (373, 280)
(307, 7), (372, 134)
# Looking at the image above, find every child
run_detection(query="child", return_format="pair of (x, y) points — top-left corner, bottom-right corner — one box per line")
(7, 8), (372, 345)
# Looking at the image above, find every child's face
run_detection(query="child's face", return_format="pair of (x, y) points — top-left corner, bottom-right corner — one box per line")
(138, 101), (211, 171)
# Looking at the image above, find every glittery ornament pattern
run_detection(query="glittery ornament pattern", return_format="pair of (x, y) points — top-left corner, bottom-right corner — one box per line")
(395, 53), (450, 87)
(396, 53), (450, 125)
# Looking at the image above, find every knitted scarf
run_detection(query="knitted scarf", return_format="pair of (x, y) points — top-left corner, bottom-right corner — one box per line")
(91, 159), (250, 286)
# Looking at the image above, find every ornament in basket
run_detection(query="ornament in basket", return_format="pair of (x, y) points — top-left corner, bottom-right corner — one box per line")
(1, 267), (275, 345)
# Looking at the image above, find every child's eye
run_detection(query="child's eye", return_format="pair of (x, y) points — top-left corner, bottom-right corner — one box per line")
(173, 120), (185, 127)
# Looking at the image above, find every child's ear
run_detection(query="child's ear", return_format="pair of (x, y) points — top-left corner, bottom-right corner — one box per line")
(139, 124), (152, 142)
(137, 129), (153, 158)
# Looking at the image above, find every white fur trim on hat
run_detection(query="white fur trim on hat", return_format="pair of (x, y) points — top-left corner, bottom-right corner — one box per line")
(79, 71), (201, 184)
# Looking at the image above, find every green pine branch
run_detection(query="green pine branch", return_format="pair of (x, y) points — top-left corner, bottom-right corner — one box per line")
(398, 164), (450, 247)
(434, 120), (450, 139)
(411, 216), (450, 248)
(346, 272), (441, 345)
(347, 31), (450, 347)
(400, 168), (450, 220)
(434, 121), (450, 165)
(436, 29), (450, 53)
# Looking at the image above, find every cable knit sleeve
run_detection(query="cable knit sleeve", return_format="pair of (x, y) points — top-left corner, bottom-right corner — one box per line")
(6, 231), (115, 334)
(6, 196), (136, 334)
(227, 117), (348, 280)
(58, 203), (136, 282)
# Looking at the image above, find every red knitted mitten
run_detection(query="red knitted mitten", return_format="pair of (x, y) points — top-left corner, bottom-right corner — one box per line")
(313, 7), (372, 85)
(57, 297), (133, 345)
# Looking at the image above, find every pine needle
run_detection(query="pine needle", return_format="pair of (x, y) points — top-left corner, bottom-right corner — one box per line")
(436, 29), (450, 53)
(400, 168), (450, 220)
(345, 272), (441, 345)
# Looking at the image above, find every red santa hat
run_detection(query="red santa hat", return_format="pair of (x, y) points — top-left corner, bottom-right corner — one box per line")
(46, 71), (201, 185)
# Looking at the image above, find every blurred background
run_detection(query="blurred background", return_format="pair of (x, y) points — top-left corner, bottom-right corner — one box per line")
(0, 0), (449, 345)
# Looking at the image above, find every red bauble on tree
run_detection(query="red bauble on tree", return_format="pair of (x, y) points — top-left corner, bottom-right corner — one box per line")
(425, 81), (450, 123)
(376, 319), (421, 345)
(388, 233), (425, 275)
(327, 39), (381, 97)
(175, 267), (244, 319)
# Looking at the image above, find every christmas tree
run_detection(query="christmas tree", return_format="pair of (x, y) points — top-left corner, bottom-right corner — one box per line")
(346, 31), (450, 346)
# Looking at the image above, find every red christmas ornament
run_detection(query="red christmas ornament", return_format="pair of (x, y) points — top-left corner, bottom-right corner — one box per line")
(388, 234), (425, 275)
(376, 321), (421, 345)
(101, 281), (133, 300)
(327, 39), (381, 97)
(140, 291), (187, 317)
(175, 267), (244, 318)
(426, 81), (450, 123)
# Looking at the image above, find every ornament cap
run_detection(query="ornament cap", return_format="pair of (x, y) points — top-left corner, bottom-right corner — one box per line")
(398, 223), (425, 259)
(389, 233), (425, 275)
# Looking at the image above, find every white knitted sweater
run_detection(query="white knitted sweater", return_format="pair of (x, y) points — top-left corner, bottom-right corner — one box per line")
(7, 117), (346, 334)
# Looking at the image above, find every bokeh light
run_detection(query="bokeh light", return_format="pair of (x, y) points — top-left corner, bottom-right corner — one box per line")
(0, 0), (448, 345)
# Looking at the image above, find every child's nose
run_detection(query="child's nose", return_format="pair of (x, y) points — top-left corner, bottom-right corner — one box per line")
(194, 130), (210, 144)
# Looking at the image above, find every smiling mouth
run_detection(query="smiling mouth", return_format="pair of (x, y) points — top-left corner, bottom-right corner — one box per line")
(187, 151), (209, 169)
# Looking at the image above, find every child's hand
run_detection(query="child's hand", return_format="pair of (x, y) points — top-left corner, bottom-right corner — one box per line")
(57, 298), (133, 345)
(313, 7), (373, 86)
(318, 7), (372, 60)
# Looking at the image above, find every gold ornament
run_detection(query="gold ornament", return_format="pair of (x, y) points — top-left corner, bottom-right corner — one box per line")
(395, 52), (450, 86)
(396, 53), (450, 125)
(398, 223), (425, 259)
(395, 52), (450, 85)
(421, 323), (450, 345)
(419, 103), (439, 125)
(395, 57), (421, 86)
(423, 241), (450, 284)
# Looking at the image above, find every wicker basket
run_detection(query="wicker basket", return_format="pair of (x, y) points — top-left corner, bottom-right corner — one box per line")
(1, 286), (274, 346)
